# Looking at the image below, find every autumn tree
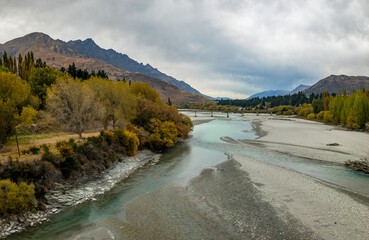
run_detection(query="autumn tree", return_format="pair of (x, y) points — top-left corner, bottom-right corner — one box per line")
(322, 91), (330, 110)
(20, 51), (35, 81)
(86, 77), (136, 129)
(46, 76), (103, 138)
(0, 72), (31, 148)
(130, 82), (161, 103)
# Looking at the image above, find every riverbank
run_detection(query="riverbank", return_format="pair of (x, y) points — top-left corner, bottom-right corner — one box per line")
(233, 154), (369, 240)
(0, 150), (160, 239)
(243, 114), (369, 164)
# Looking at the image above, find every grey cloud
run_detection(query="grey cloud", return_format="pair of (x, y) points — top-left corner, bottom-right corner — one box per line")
(0, 0), (368, 98)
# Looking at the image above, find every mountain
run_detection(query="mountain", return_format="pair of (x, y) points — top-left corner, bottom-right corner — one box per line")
(289, 84), (310, 94)
(212, 97), (233, 101)
(0, 32), (212, 105)
(247, 90), (289, 99)
(303, 75), (369, 95)
(65, 38), (202, 95)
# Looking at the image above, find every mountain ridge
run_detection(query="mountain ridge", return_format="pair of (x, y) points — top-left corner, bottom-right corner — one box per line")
(247, 90), (289, 99)
(0, 32), (212, 105)
(65, 38), (202, 95)
(303, 75), (369, 95)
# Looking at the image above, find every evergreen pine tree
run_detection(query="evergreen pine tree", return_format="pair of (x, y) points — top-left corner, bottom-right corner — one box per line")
(18, 54), (23, 77)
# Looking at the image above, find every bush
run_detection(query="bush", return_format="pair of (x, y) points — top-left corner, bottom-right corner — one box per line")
(324, 111), (333, 123)
(21, 146), (40, 155)
(100, 130), (113, 145)
(113, 129), (139, 156)
(0, 179), (36, 216)
(283, 110), (293, 115)
(41, 144), (55, 162)
(147, 119), (178, 151)
(307, 113), (315, 120)
(29, 146), (40, 155)
(316, 111), (326, 120)
(56, 140), (76, 179)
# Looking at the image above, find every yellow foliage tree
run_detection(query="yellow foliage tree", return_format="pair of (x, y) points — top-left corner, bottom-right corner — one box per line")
(46, 75), (103, 138)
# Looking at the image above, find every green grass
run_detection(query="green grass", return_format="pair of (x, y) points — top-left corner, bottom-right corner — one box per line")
(7, 132), (66, 144)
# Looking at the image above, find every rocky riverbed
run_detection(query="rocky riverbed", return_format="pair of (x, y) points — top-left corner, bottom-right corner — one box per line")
(0, 150), (160, 239)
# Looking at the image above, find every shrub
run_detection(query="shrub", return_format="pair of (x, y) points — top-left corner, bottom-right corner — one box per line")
(324, 111), (333, 123)
(147, 119), (178, 151)
(316, 111), (326, 120)
(307, 113), (315, 120)
(0, 179), (36, 216)
(41, 144), (55, 162)
(29, 146), (40, 155)
(113, 129), (139, 156)
(56, 141), (76, 179)
(283, 110), (293, 115)
(100, 130), (113, 145)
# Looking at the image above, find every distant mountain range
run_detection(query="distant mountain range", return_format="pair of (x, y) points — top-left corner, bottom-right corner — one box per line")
(289, 84), (311, 94)
(247, 90), (290, 99)
(0, 32), (211, 105)
(303, 75), (369, 95)
(247, 85), (311, 99)
(247, 74), (369, 100)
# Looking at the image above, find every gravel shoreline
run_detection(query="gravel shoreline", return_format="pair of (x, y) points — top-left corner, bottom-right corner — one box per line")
(0, 150), (160, 239)
(233, 154), (369, 240)
(244, 114), (369, 164)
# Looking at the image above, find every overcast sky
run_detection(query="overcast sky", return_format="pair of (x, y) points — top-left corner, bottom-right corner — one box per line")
(1, 0), (368, 98)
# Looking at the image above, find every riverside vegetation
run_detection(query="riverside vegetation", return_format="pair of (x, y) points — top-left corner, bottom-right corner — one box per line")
(0, 51), (193, 217)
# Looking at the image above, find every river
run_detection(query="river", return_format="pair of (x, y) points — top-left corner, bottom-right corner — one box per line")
(10, 111), (369, 239)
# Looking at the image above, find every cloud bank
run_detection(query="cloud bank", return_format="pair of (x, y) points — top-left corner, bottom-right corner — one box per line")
(1, 0), (368, 98)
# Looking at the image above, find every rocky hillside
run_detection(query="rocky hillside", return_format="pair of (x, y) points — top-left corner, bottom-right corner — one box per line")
(66, 39), (202, 95)
(303, 75), (369, 95)
(289, 84), (310, 94)
(0, 32), (212, 105)
(247, 90), (289, 99)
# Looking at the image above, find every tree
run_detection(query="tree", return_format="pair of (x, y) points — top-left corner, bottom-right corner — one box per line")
(67, 62), (77, 78)
(29, 66), (61, 109)
(46, 76), (103, 138)
(86, 77), (136, 130)
(329, 95), (344, 124)
(322, 91), (330, 110)
(167, 97), (172, 106)
(21, 51), (35, 81)
(18, 54), (23, 78)
(130, 82), (161, 103)
(0, 72), (31, 148)
(312, 98), (324, 114)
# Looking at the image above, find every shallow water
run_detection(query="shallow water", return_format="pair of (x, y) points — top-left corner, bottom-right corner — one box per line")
(11, 113), (369, 239)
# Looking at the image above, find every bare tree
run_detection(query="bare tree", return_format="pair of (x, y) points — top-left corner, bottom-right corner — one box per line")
(46, 76), (102, 138)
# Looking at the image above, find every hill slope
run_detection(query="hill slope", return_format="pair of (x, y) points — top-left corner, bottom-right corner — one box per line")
(247, 90), (289, 99)
(303, 75), (369, 95)
(66, 39), (202, 95)
(289, 84), (310, 94)
(0, 32), (212, 105)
